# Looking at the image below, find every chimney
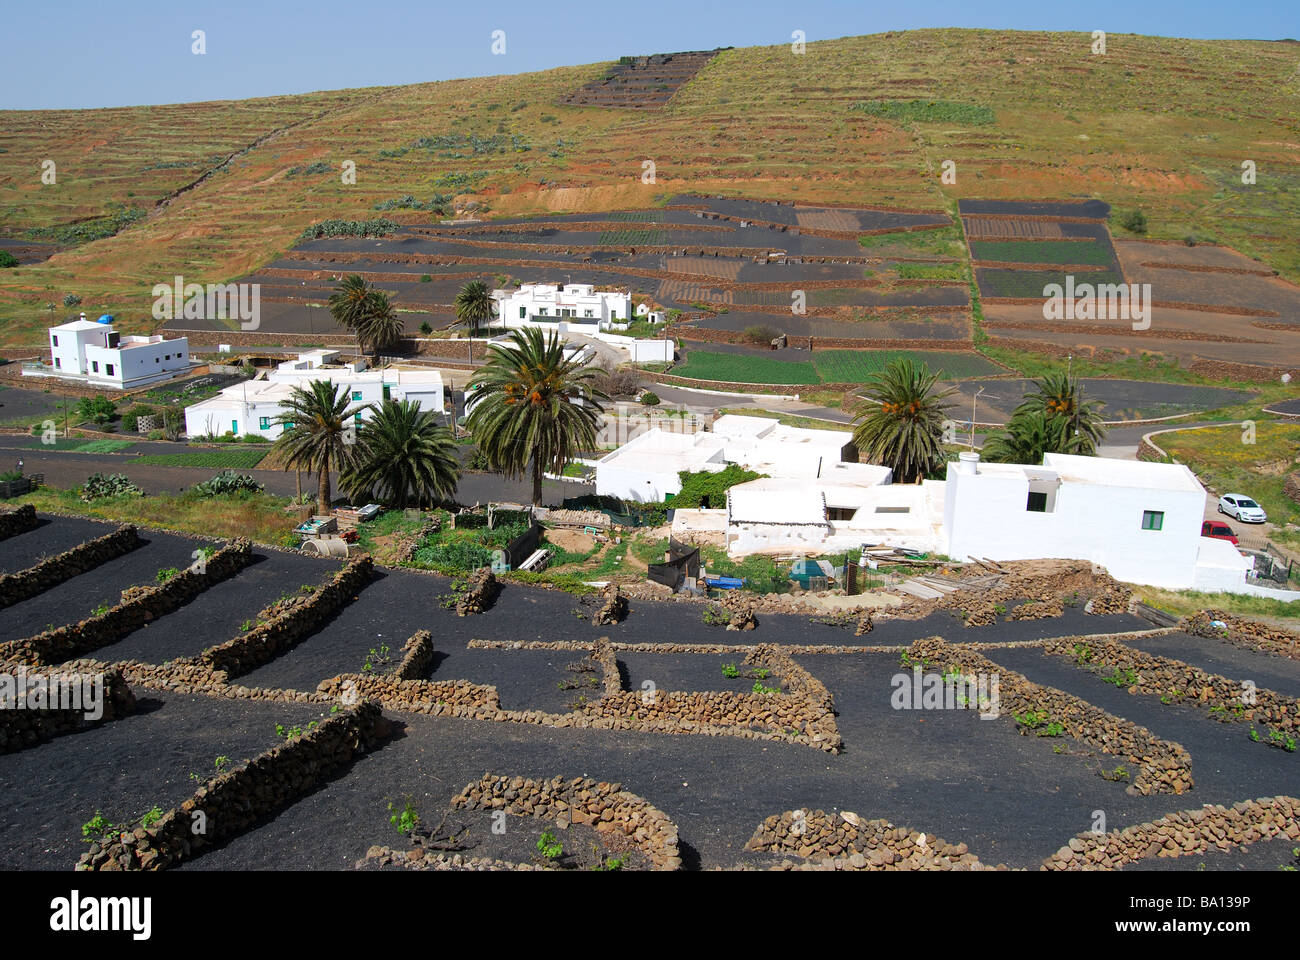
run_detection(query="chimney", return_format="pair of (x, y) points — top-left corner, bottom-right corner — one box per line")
(957, 451), (980, 475)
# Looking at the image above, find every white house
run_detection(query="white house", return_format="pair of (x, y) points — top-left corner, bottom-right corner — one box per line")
(25, 317), (191, 389)
(184, 349), (444, 440)
(491, 283), (631, 331)
(942, 451), (1251, 591)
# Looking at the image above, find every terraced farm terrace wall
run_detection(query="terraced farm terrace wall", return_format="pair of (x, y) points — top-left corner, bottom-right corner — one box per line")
(1183, 611), (1300, 662)
(190, 555), (375, 678)
(0, 539), (254, 667)
(0, 525), (141, 608)
(907, 636), (1192, 795)
(75, 702), (390, 871)
(0, 666), (135, 755)
(746, 809), (999, 870)
(0, 505), (39, 540)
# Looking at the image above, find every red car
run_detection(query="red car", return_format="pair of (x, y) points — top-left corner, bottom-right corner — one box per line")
(1201, 520), (1239, 546)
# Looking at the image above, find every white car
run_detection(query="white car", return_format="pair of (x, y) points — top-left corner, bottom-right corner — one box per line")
(1218, 494), (1267, 523)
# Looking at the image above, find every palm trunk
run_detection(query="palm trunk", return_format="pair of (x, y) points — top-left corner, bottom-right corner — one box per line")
(532, 457), (543, 507)
(318, 451), (331, 515)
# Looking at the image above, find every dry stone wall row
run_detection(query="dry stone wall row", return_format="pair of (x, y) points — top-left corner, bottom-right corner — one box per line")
(189, 556), (374, 678)
(0, 539), (254, 667)
(456, 567), (498, 616)
(589, 584), (627, 626)
(1043, 796), (1300, 870)
(452, 774), (682, 870)
(908, 636), (1193, 795)
(0, 524), (141, 609)
(392, 629), (434, 681)
(1183, 610), (1300, 662)
(745, 809), (1004, 871)
(0, 504), (39, 540)
(1043, 635), (1300, 740)
(0, 667), (135, 755)
(75, 702), (391, 871)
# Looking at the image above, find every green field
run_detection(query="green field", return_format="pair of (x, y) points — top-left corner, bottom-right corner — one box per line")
(674, 352), (818, 385)
(970, 240), (1115, 266)
(674, 349), (1002, 386)
(133, 449), (268, 469)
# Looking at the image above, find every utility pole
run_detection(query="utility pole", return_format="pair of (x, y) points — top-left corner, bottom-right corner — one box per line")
(970, 386), (984, 449)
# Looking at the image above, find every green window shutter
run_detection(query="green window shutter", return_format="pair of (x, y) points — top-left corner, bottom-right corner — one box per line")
(351, 391), (363, 401)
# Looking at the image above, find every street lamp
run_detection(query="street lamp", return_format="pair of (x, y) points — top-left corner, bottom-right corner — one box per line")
(970, 386), (985, 449)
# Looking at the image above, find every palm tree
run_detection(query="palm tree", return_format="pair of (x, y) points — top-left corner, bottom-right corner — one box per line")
(454, 280), (496, 365)
(1014, 372), (1107, 456)
(340, 399), (460, 508)
(851, 357), (955, 483)
(353, 290), (405, 359)
(981, 410), (1056, 464)
(327, 274), (373, 334)
(467, 327), (606, 505)
(272, 380), (372, 515)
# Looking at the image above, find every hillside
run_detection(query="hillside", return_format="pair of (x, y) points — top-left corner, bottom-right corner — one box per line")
(0, 29), (1298, 348)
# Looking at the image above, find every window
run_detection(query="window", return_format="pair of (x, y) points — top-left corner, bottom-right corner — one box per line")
(91, 361), (99, 373)
(584, 309), (594, 318)
(54, 357), (61, 369)
(519, 306), (526, 319)
(351, 391), (363, 401)
(164, 354), (170, 361)
(259, 417), (270, 430)
(1141, 510), (1164, 531)
(52, 335), (58, 346)
(382, 384), (391, 400)
(1026, 491), (1048, 512)
(827, 507), (857, 522)
(283, 421), (295, 430)
(105, 364), (114, 377)
(874, 506), (910, 514)
(155, 357), (160, 363)
(231, 420), (239, 435)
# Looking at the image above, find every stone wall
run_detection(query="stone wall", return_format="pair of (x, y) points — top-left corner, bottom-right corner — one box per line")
(0, 504), (38, 540)
(1042, 635), (1299, 740)
(0, 539), (254, 667)
(1183, 610), (1300, 662)
(392, 629), (434, 681)
(1043, 796), (1300, 870)
(745, 809), (1001, 870)
(190, 556), (374, 678)
(452, 774), (682, 870)
(455, 567), (498, 616)
(0, 667), (135, 755)
(75, 702), (390, 871)
(908, 636), (1193, 795)
(0, 524), (141, 608)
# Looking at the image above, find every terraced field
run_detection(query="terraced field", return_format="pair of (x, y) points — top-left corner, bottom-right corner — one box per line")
(3, 30), (1300, 351)
(672, 347), (1002, 385)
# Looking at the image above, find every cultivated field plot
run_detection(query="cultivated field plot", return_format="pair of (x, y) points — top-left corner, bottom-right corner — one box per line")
(970, 239), (1117, 267)
(168, 198), (964, 340)
(672, 347), (1001, 385)
(1115, 240), (1300, 319)
(680, 308), (972, 343)
(558, 50), (722, 110)
(945, 378), (1253, 425)
(3, 513), (1298, 873)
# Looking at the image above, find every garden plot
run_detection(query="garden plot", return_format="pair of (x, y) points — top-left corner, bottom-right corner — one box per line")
(0, 383), (65, 429)
(87, 550), (333, 665)
(0, 690), (327, 870)
(433, 645), (597, 714)
(0, 515), (119, 575)
(0, 526), (209, 643)
(958, 199), (1110, 220)
(1121, 631), (1300, 700)
(615, 651), (782, 695)
(685, 308), (971, 342)
(981, 647), (1299, 795)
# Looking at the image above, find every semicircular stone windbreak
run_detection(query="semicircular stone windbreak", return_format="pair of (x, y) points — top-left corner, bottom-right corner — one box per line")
(361, 774), (682, 872)
(743, 808), (1007, 871)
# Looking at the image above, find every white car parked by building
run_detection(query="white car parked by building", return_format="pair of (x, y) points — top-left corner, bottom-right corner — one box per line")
(1218, 494), (1267, 523)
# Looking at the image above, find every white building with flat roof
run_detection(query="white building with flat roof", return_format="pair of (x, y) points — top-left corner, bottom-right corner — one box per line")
(24, 317), (191, 389)
(184, 349), (444, 440)
(942, 451), (1251, 591)
(491, 283), (631, 331)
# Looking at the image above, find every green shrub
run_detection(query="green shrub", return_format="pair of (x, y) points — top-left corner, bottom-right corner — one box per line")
(192, 470), (264, 496)
(81, 472), (142, 501)
(412, 540), (494, 572)
(77, 396), (116, 424)
(640, 391), (660, 406)
(1118, 209), (1148, 234)
(673, 464), (763, 509)
(0, 251), (18, 269)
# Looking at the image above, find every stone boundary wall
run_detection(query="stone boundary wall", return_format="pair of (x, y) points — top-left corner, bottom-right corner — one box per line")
(1183, 610), (1300, 662)
(0, 666), (135, 755)
(392, 630), (434, 681)
(65, 655), (327, 704)
(745, 809), (1002, 871)
(1042, 635), (1299, 740)
(75, 702), (391, 871)
(455, 567), (498, 616)
(0, 539), (254, 667)
(189, 556), (374, 678)
(1043, 796), (1300, 870)
(0, 505), (39, 540)
(590, 636), (623, 697)
(452, 774), (682, 870)
(462, 636), (1076, 655)
(0, 524), (141, 608)
(908, 636), (1193, 795)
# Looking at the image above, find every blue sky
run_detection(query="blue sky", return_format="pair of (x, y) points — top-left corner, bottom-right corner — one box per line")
(7, 0), (1298, 110)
